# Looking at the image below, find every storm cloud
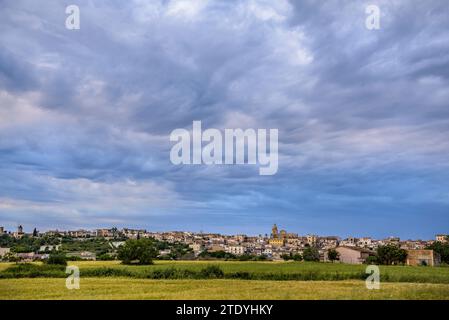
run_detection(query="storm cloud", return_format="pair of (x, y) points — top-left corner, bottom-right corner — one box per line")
(0, 0), (448, 238)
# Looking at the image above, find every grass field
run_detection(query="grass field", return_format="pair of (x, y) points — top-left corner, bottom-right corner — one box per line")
(66, 260), (449, 283)
(1, 278), (449, 300)
(1, 261), (448, 299)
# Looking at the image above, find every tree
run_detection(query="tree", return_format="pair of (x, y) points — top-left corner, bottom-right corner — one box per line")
(46, 253), (67, 266)
(292, 253), (303, 261)
(117, 238), (157, 265)
(281, 253), (293, 261)
(111, 227), (119, 238)
(303, 247), (320, 262)
(376, 244), (407, 265)
(2, 252), (19, 262)
(32, 228), (38, 237)
(426, 241), (449, 264)
(327, 248), (340, 263)
(365, 255), (378, 265)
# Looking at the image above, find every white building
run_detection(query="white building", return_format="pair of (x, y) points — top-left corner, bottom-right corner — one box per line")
(226, 246), (246, 256)
(189, 243), (204, 255)
(39, 245), (60, 252)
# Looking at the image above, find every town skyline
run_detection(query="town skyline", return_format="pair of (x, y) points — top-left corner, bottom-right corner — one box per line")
(1, 1), (449, 244)
(1, 223), (446, 242)
(2, 223), (447, 267)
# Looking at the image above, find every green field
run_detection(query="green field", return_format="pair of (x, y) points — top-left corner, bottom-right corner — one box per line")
(1, 278), (449, 300)
(68, 260), (449, 283)
(1, 261), (449, 299)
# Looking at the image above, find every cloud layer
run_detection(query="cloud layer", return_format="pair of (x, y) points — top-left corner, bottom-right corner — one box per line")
(1, 0), (448, 238)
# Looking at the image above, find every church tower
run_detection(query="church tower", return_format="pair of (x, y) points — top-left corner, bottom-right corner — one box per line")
(271, 224), (279, 239)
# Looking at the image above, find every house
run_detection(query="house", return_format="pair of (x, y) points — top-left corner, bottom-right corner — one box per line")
(67, 251), (96, 260)
(225, 245), (246, 256)
(306, 234), (318, 245)
(122, 228), (146, 239)
(406, 249), (440, 266)
(435, 234), (448, 243)
(45, 230), (65, 236)
(207, 244), (225, 252)
(17, 252), (44, 262)
(96, 229), (113, 238)
(67, 229), (92, 238)
(335, 246), (375, 264)
(357, 237), (372, 248)
(340, 237), (357, 247)
(39, 245), (60, 252)
(159, 249), (171, 256)
(189, 243), (204, 255)
(262, 248), (273, 256)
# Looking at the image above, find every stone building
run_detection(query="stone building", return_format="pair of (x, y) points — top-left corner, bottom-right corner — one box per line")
(406, 249), (440, 266)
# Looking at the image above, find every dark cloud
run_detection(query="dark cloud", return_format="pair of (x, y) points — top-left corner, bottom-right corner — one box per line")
(0, 0), (448, 238)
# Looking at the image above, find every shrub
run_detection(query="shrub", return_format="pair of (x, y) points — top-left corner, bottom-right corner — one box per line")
(199, 265), (224, 278)
(365, 255), (378, 265)
(229, 271), (252, 280)
(97, 253), (115, 261)
(0, 263), (66, 278)
(46, 253), (67, 266)
(83, 268), (133, 277)
(327, 249), (339, 262)
(292, 253), (303, 261)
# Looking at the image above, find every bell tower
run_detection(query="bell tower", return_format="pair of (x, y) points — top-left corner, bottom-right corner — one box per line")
(271, 224), (279, 238)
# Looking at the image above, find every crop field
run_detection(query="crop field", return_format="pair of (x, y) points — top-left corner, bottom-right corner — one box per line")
(70, 260), (449, 283)
(1, 261), (449, 299)
(1, 278), (449, 300)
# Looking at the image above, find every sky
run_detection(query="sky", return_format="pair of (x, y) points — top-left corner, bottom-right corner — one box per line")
(0, 0), (448, 239)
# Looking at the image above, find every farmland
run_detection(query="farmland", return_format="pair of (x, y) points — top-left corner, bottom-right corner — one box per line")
(1, 260), (449, 299)
(71, 260), (449, 282)
(1, 278), (449, 300)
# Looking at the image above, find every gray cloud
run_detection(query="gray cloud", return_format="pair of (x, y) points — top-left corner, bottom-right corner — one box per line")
(0, 0), (448, 238)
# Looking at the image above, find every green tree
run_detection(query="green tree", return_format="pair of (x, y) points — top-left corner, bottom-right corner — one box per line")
(303, 247), (320, 262)
(117, 238), (157, 265)
(281, 253), (293, 261)
(327, 248), (340, 263)
(46, 253), (67, 266)
(365, 255), (378, 265)
(292, 253), (303, 261)
(2, 252), (19, 262)
(376, 244), (407, 265)
(426, 241), (449, 264)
